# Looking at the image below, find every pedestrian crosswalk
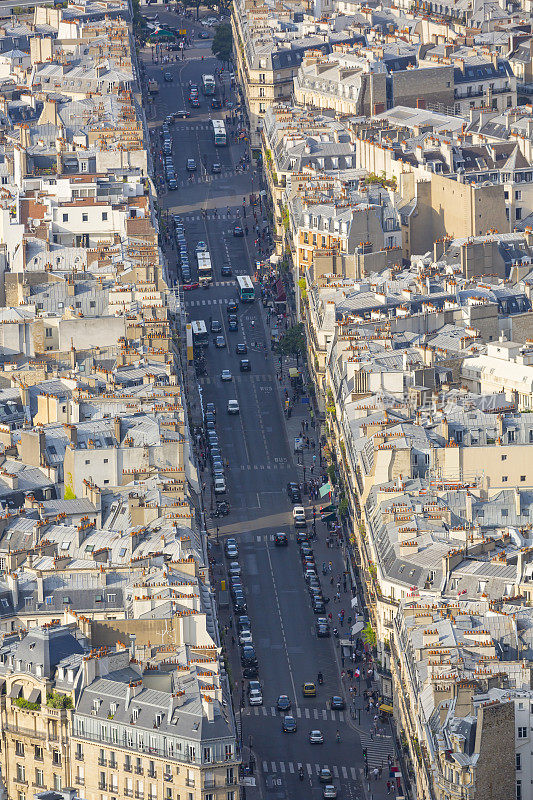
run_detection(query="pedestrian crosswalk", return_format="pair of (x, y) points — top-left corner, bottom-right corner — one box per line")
(358, 728), (395, 770)
(186, 296), (237, 306)
(248, 705), (345, 722)
(198, 374), (274, 385)
(261, 760), (358, 782)
(238, 463), (291, 472)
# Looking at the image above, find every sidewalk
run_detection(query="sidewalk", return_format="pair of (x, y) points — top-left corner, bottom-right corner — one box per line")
(257, 297), (409, 800)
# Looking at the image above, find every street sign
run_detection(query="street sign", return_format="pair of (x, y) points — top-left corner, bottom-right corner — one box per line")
(179, 29), (186, 34)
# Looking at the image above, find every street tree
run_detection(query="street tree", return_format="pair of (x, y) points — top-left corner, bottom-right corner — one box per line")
(212, 22), (233, 64)
(278, 323), (305, 365)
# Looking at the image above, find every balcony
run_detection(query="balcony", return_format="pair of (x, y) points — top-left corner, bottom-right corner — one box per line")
(164, 773), (172, 782)
(6, 724), (57, 742)
(135, 792), (144, 799)
(147, 770), (157, 779)
(98, 783), (107, 791)
(109, 761), (118, 770)
(124, 790), (133, 797)
(75, 778), (85, 786)
(124, 764), (132, 772)
(186, 778), (195, 787)
(98, 758), (107, 767)
(75, 753), (84, 761)
(135, 767), (144, 775)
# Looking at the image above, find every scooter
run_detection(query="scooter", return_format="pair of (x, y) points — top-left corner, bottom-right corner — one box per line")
(298, 766), (304, 781)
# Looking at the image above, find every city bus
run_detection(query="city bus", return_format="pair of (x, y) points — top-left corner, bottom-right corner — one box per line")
(237, 275), (255, 302)
(202, 74), (216, 95)
(212, 119), (227, 146)
(191, 319), (209, 347)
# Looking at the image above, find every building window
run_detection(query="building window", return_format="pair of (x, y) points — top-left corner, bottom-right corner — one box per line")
(501, 454), (507, 460)
(518, 726), (527, 738)
(82, 213), (88, 222)
(102, 212), (108, 221)
(259, 103), (266, 113)
(516, 753), (521, 770)
(62, 213), (68, 222)
(52, 750), (61, 765)
(516, 190), (522, 200)
(516, 208), (522, 220)
(16, 764), (25, 782)
(517, 780), (522, 800)
(35, 746), (43, 761)
(45, 328), (53, 338)
(15, 742), (24, 757)
(53, 775), (61, 791)
(35, 769), (44, 787)
(521, 476), (526, 482)
(502, 476), (508, 482)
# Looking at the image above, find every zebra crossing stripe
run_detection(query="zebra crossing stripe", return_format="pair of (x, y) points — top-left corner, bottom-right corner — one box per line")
(271, 762), (277, 773)
(333, 766), (339, 778)
(262, 762), (268, 773)
(296, 708), (301, 718)
(342, 766), (348, 778)
(280, 763), (286, 773)
(306, 764), (313, 777)
(339, 711), (345, 722)
(304, 708), (310, 719)
(350, 768), (357, 780)
(288, 763), (295, 774)
(322, 710), (327, 720)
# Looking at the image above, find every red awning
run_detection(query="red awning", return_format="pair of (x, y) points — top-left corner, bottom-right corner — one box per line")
(275, 278), (286, 301)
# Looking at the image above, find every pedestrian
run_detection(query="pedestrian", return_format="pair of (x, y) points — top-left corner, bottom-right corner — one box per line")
(387, 782), (391, 794)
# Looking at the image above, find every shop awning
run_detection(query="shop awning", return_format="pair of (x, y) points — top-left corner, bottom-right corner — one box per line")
(379, 703), (393, 713)
(351, 621), (364, 636)
(275, 278), (286, 301)
(289, 368), (300, 379)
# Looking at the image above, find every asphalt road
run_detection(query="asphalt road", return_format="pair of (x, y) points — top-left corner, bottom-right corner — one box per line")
(140, 14), (367, 799)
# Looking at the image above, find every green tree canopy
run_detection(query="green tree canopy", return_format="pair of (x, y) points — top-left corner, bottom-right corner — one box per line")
(278, 323), (305, 364)
(212, 23), (233, 63)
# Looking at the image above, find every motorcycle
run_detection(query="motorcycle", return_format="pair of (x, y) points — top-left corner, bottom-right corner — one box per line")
(317, 672), (323, 685)
(298, 766), (304, 781)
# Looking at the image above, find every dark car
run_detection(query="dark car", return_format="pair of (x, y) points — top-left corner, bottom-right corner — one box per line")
(282, 715), (297, 733)
(330, 696), (346, 710)
(233, 597), (247, 614)
(164, 72), (173, 81)
(210, 320), (222, 333)
(228, 315), (238, 331)
(241, 646), (258, 666)
(233, 225), (244, 237)
(211, 98), (222, 108)
(312, 599), (326, 614)
(175, 109), (190, 118)
(274, 532), (288, 546)
(316, 622), (330, 638)
(277, 695), (291, 712)
(221, 265), (232, 276)
(287, 482), (302, 503)
(240, 359), (251, 372)
(237, 615), (251, 632)
(227, 300), (238, 313)
(236, 343), (247, 354)
(198, 30), (210, 38)
(215, 336), (226, 348)
(212, 162), (222, 173)
(190, 97), (200, 107)
(296, 531), (309, 544)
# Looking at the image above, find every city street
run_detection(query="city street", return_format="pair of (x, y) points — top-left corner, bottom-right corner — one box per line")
(139, 11), (397, 799)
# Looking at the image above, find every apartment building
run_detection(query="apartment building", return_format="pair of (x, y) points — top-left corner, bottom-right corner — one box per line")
(231, 0), (362, 141)
(0, 626), (238, 800)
